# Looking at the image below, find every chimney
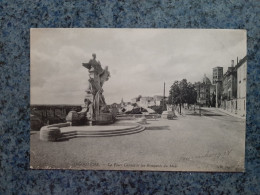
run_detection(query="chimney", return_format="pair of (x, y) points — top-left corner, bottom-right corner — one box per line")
(231, 60), (234, 67)
(237, 57), (238, 64)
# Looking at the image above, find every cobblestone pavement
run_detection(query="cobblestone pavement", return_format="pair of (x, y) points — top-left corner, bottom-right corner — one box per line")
(30, 107), (245, 172)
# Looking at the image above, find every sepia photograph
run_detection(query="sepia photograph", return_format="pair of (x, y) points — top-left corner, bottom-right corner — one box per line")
(30, 28), (247, 172)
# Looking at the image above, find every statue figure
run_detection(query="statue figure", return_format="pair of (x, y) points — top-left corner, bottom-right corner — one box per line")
(78, 98), (93, 120)
(83, 54), (111, 124)
(66, 53), (113, 125)
(83, 53), (106, 76)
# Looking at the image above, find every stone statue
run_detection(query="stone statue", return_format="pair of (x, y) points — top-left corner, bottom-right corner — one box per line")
(66, 54), (113, 125)
(83, 53), (110, 118)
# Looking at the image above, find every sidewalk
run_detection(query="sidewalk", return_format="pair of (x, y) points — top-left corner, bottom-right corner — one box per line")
(203, 107), (246, 120)
(170, 107), (246, 120)
(216, 108), (246, 120)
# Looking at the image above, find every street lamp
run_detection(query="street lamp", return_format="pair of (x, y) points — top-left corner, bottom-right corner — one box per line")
(199, 97), (201, 116)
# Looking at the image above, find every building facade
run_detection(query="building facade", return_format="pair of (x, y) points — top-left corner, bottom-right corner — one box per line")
(195, 74), (214, 107)
(153, 95), (164, 106)
(236, 56), (247, 117)
(130, 95), (164, 108)
(212, 67), (223, 85)
(221, 64), (237, 113)
(131, 97), (138, 104)
(220, 56), (247, 117)
(212, 66), (224, 107)
(222, 67), (237, 100)
(139, 96), (155, 107)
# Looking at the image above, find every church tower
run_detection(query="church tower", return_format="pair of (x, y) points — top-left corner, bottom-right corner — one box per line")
(120, 98), (124, 107)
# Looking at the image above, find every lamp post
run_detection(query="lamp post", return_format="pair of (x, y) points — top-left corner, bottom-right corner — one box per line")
(199, 97), (201, 116)
(163, 82), (166, 111)
(198, 83), (201, 115)
(216, 81), (220, 108)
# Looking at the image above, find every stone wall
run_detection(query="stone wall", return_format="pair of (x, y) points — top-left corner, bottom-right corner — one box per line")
(30, 105), (82, 130)
(221, 98), (246, 117)
(237, 98), (246, 117)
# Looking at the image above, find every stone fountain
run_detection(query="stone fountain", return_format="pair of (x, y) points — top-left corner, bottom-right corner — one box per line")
(39, 54), (145, 141)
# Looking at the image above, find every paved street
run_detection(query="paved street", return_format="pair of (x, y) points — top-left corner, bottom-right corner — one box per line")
(30, 107), (245, 172)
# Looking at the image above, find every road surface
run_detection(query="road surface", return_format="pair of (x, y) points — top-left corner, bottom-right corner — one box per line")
(30, 107), (245, 172)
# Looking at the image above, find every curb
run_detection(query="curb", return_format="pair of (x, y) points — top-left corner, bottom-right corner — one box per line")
(217, 108), (246, 120)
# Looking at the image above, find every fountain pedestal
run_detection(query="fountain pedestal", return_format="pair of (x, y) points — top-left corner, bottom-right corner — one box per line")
(161, 104), (177, 120)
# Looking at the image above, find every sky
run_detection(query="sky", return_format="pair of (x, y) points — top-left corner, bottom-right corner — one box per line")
(30, 28), (246, 105)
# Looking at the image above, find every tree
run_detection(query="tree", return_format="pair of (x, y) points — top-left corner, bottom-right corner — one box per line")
(168, 79), (197, 114)
(186, 83), (197, 107)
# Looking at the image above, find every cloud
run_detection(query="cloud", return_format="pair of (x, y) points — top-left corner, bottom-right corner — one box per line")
(30, 29), (247, 104)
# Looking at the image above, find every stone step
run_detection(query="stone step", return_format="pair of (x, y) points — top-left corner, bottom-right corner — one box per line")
(59, 126), (145, 139)
(60, 128), (145, 139)
(61, 124), (141, 134)
(61, 125), (144, 136)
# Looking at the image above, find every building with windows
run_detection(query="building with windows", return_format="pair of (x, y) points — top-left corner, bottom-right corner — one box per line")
(192, 57), (246, 116)
(139, 96), (154, 107)
(220, 56), (247, 117)
(222, 62), (237, 100)
(130, 95), (165, 108)
(212, 66), (224, 107)
(221, 61), (237, 113)
(153, 95), (164, 106)
(212, 67), (223, 85)
(236, 56), (247, 117)
(195, 74), (214, 107)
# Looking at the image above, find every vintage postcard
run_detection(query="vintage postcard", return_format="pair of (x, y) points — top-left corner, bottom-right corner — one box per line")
(30, 28), (246, 172)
